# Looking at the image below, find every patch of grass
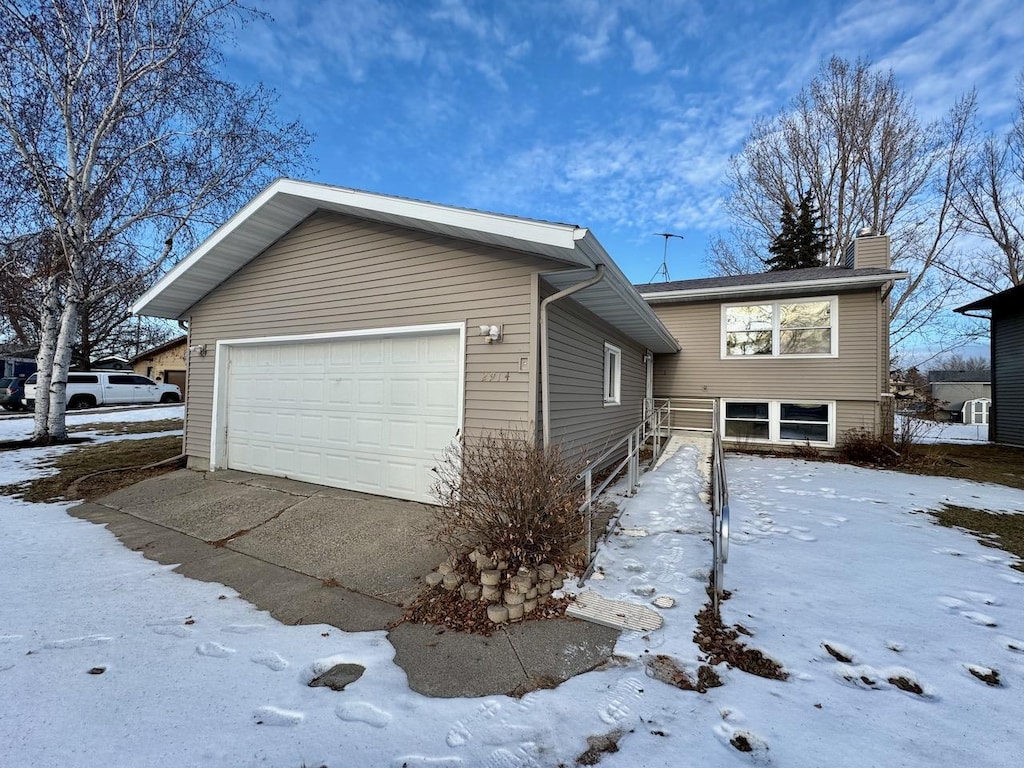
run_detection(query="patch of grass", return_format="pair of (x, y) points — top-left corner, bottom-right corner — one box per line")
(0, 435), (183, 503)
(695, 601), (788, 681)
(929, 504), (1024, 572)
(888, 675), (924, 695)
(902, 443), (1024, 491)
(644, 654), (722, 693)
(575, 730), (625, 766)
(71, 418), (183, 436)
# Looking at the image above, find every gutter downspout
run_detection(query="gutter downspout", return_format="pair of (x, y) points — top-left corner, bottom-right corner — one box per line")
(539, 265), (606, 449)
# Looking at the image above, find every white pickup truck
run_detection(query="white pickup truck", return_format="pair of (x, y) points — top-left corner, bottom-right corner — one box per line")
(24, 371), (181, 410)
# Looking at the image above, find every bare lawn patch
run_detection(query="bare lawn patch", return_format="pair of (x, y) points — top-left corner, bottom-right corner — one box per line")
(928, 504), (1024, 573)
(0, 435), (183, 503)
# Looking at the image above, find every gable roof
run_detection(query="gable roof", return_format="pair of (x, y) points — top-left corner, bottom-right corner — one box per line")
(955, 282), (1024, 313)
(636, 266), (908, 303)
(928, 370), (990, 383)
(130, 335), (187, 365)
(132, 179), (679, 353)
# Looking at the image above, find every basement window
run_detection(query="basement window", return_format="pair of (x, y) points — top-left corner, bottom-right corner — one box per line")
(723, 400), (834, 446)
(604, 343), (621, 405)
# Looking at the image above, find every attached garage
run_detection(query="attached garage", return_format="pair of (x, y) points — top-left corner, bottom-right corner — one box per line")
(213, 324), (464, 503)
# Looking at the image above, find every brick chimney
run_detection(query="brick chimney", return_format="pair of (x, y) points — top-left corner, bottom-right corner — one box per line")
(844, 228), (891, 270)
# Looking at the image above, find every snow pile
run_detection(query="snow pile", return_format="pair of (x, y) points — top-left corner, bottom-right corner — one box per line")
(1, 418), (1022, 767)
(899, 415), (989, 444)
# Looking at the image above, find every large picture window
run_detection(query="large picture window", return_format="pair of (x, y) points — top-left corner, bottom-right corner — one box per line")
(723, 298), (836, 358)
(722, 400), (834, 446)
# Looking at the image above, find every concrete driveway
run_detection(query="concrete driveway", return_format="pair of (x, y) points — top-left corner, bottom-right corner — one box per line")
(69, 468), (619, 697)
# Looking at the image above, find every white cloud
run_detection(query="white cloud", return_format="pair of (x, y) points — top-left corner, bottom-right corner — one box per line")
(624, 28), (660, 74)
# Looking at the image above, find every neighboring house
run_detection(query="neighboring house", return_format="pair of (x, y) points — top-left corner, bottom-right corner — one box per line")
(635, 232), (907, 450)
(91, 355), (130, 370)
(956, 284), (1024, 447)
(1, 346), (37, 378)
(926, 370), (991, 424)
(132, 180), (679, 503)
(131, 336), (188, 399)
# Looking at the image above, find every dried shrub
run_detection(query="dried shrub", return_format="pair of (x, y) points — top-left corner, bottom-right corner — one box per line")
(839, 428), (901, 465)
(840, 417), (935, 467)
(430, 431), (586, 574)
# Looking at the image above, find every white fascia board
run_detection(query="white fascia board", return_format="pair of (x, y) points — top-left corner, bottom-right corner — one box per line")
(290, 180), (584, 250)
(131, 180), (292, 317)
(641, 272), (910, 303)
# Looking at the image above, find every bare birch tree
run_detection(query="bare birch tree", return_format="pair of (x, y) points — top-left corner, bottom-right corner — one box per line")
(951, 82), (1024, 292)
(0, 0), (311, 442)
(708, 57), (964, 348)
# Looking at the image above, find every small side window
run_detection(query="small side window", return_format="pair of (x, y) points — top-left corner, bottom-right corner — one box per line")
(68, 374), (99, 384)
(604, 343), (621, 405)
(107, 375), (135, 385)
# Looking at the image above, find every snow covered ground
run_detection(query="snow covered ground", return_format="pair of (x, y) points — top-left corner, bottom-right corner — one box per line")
(1, 417), (1022, 767)
(898, 415), (989, 444)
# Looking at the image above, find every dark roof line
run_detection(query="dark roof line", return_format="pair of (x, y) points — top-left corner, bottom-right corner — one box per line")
(635, 266), (903, 293)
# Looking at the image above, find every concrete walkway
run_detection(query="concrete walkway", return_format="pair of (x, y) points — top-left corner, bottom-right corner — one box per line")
(70, 469), (618, 698)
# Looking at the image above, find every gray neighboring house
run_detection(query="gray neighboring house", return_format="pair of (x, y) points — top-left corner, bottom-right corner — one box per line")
(926, 370), (991, 424)
(636, 233), (908, 449)
(132, 179), (679, 503)
(956, 284), (1024, 447)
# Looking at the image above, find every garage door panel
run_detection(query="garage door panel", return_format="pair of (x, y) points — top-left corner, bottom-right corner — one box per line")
(357, 379), (384, 406)
(224, 330), (459, 503)
(389, 379), (420, 408)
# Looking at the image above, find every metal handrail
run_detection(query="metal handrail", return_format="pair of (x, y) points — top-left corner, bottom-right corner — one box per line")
(577, 399), (672, 585)
(710, 399), (730, 614)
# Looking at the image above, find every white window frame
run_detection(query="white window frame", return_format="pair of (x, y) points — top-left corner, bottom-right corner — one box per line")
(604, 342), (621, 406)
(720, 399), (836, 447)
(721, 296), (839, 359)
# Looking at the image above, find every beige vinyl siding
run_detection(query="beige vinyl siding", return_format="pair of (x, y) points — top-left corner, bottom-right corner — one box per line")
(651, 290), (882, 402)
(651, 289), (885, 447)
(183, 211), (560, 461)
(544, 287), (647, 465)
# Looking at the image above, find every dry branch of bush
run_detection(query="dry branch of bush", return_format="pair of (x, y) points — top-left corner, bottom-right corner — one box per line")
(430, 431), (587, 576)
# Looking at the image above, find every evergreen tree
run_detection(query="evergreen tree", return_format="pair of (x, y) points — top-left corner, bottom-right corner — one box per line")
(764, 190), (828, 270)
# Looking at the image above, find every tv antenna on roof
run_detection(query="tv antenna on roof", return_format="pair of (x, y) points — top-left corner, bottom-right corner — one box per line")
(650, 233), (684, 282)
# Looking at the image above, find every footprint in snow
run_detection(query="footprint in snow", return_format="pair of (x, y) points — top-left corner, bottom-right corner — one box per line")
(998, 636), (1024, 654)
(481, 743), (543, 768)
(196, 641), (236, 658)
(335, 702), (392, 728)
(446, 699), (503, 747)
(251, 650), (288, 671)
(938, 596), (968, 610)
(713, 723), (772, 763)
(961, 611), (998, 627)
(964, 592), (1000, 606)
(222, 624), (266, 634)
(597, 676), (645, 726)
(391, 757), (463, 767)
(252, 706), (303, 726)
(43, 635), (112, 650)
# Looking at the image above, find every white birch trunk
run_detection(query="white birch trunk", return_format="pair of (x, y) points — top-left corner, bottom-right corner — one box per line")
(46, 298), (79, 441)
(31, 274), (60, 442)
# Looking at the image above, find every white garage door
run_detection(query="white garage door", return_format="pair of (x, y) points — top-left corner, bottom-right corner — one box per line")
(223, 330), (461, 503)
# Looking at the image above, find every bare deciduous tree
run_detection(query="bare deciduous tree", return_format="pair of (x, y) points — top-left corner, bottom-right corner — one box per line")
(0, 0), (312, 442)
(708, 57), (964, 349)
(951, 83), (1024, 293)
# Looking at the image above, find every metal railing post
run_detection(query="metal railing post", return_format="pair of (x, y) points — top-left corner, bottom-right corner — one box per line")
(584, 468), (593, 562)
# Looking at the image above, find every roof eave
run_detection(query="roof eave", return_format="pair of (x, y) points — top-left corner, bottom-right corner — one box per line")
(640, 272), (910, 303)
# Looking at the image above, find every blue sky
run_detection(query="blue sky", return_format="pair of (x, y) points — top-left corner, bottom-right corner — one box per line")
(224, 0), (1024, 286)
